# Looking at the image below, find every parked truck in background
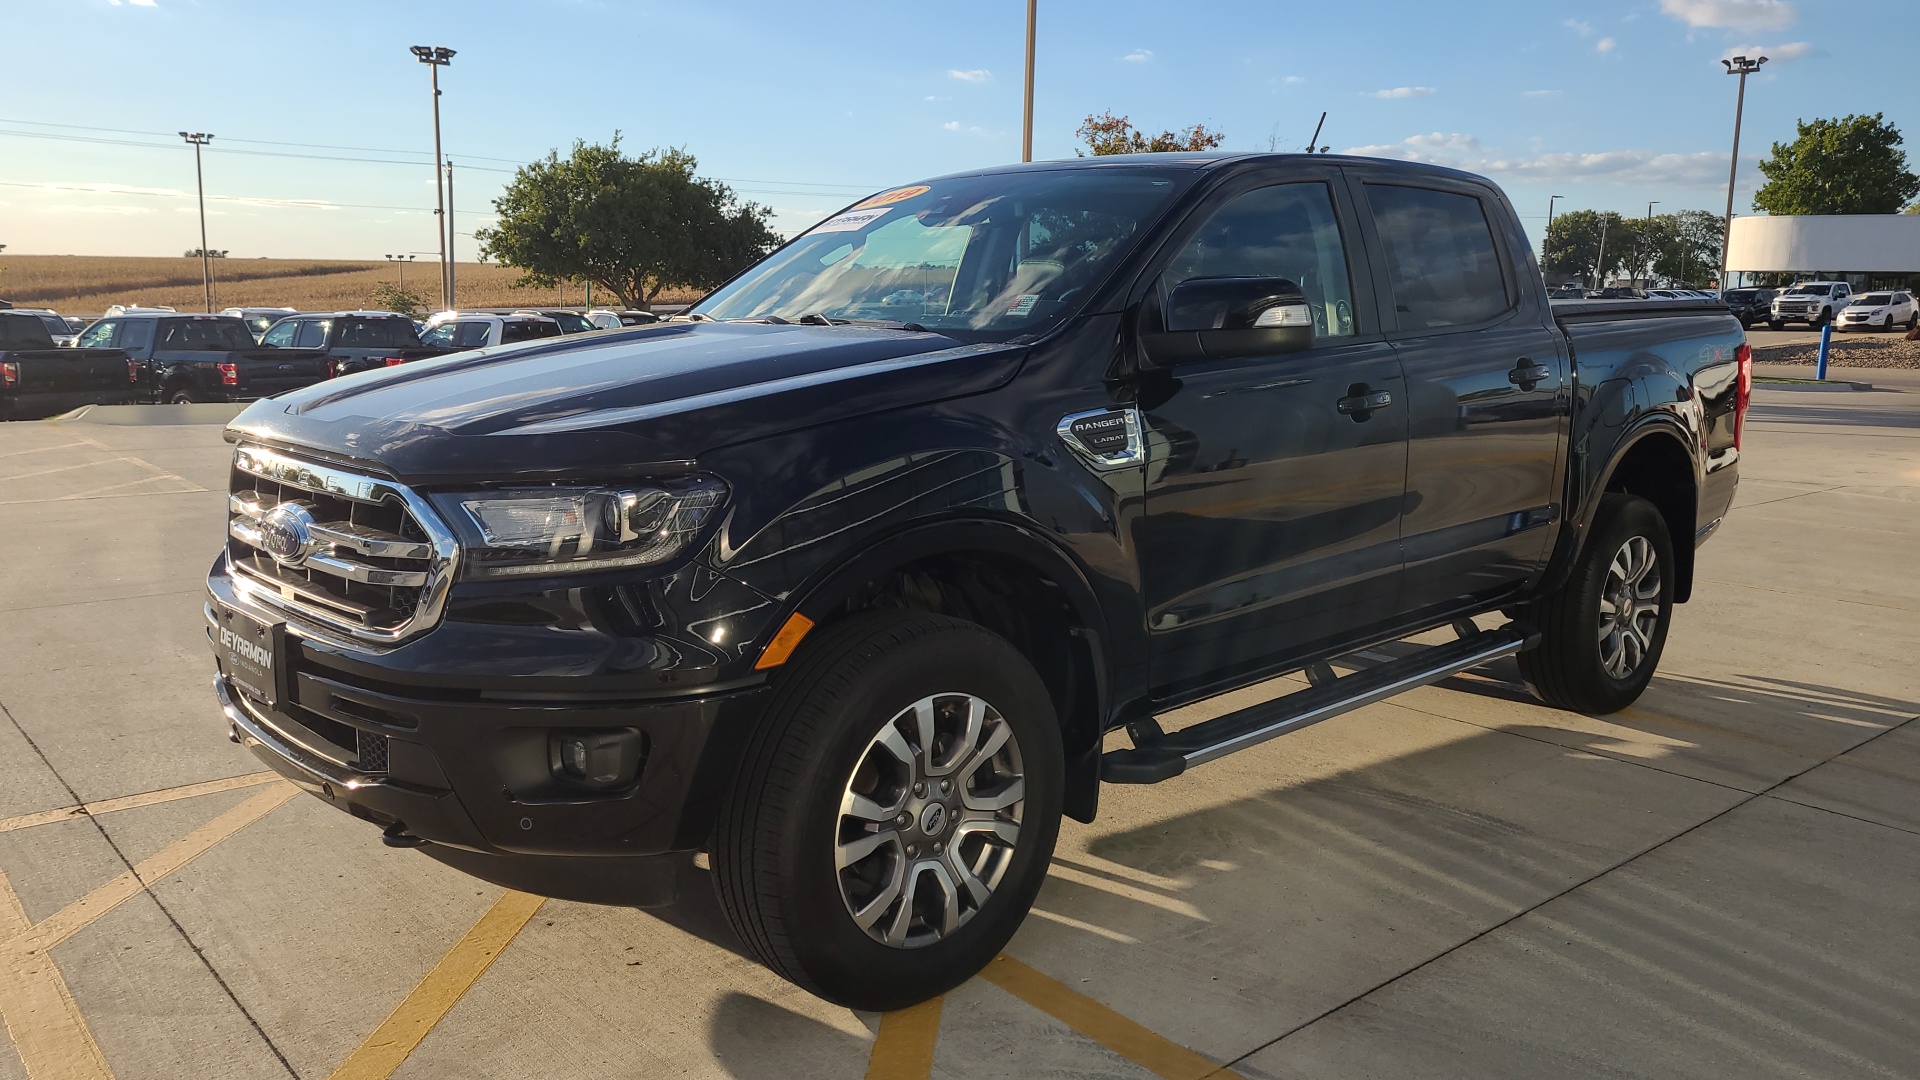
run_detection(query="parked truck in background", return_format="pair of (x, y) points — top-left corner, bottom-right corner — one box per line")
(1769, 281), (1853, 328)
(206, 153), (1747, 1011)
(0, 310), (138, 419)
(78, 313), (332, 403)
(258, 311), (455, 377)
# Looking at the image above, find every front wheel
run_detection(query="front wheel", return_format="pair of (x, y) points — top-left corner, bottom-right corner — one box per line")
(1517, 493), (1675, 714)
(1767, 319), (1783, 330)
(711, 610), (1063, 1011)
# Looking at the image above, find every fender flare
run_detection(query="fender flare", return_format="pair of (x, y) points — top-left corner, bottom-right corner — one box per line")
(1542, 414), (1700, 601)
(762, 513), (1115, 823)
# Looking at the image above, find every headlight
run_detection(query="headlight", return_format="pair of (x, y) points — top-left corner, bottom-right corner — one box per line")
(433, 476), (727, 579)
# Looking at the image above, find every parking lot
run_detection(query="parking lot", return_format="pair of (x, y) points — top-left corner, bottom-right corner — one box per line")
(1, 367), (1916, 1080)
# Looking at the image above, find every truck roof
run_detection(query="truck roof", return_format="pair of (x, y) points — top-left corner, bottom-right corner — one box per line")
(919, 151), (1492, 188)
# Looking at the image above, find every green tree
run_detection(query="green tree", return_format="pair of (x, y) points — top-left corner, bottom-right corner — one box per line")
(1075, 111), (1225, 156)
(369, 283), (427, 319)
(1752, 114), (1920, 215)
(475, 137), (779, 307)
(1653, 210), (1725, 285)
(1544, 210), (1642, 285)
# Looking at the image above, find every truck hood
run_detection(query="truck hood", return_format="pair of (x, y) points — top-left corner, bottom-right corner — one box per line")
(227, 321), (1026, 486)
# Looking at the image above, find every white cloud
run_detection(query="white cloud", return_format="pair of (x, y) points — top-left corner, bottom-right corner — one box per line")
(1284, 75), (1306, 84)
(1343, 132), (1729, 187)
(1522, 89), (1563, 98)
(1659, 0), (1795, 29)
(924, 94), (951, 102)
(947, 68), (991, 83)
(942, 121), (988, 135)
(1596, 37), (1616, 54)
(1565, 18), (1594, 36)
(1721, 41), (1812, 62)
(1123, 49), (1152, 62)
(1366, 86), (1436, 99)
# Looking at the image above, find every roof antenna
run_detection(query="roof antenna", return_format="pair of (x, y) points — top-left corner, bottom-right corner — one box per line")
(1306, 111), (1327, 154)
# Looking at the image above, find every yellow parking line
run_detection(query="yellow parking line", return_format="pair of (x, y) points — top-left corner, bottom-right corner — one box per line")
(863, 995), (944, 1080)
(0, 772), (282, 835)
(327, 890), (545, 1080)
(14, 783), (297, 955)
(981, 955), (1242, 1080)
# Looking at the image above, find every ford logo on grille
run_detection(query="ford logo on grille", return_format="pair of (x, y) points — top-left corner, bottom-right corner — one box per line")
(258, 502), (319, 567)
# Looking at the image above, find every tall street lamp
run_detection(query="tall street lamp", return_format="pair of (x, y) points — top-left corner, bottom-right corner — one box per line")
(1720, 54), (1767, 290)
(1544, 194), (1564, 267)
(411, 45), (456, 310)
(180, 132), (214, 312)
(1021, 0), (1036, 162)
(1644, 200), (1660, 286)
(385, 254), (415, 288)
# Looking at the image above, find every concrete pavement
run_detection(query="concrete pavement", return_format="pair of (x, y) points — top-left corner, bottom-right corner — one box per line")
(0, 381), (1914, 1079)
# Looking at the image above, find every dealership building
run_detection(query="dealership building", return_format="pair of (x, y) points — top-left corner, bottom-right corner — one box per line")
(1724, 214), (1920, 289)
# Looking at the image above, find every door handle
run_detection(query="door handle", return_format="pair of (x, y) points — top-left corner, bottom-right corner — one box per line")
(1508, 359), (1552, 389)
(1336, 388), (1393, 418)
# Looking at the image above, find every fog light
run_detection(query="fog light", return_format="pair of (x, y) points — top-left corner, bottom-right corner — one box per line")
(549, 729), (644, 790)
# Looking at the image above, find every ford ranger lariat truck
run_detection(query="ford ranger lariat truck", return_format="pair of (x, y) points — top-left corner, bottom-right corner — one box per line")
(206, 154), (1747, 1010)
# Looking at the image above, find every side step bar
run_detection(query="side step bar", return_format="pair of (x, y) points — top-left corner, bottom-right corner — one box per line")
(1101, 624), (1536, 784)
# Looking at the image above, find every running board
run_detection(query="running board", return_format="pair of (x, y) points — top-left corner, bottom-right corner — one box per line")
(1100, 625), (1536, 784)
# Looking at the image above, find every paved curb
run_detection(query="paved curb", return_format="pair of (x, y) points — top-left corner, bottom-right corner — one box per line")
(49, 402), (248, 425)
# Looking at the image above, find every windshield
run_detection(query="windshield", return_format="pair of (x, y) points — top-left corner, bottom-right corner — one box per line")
(1784, 285), (1831, 295)
(1855, 294), (1893, 305)
(695, 168), (1192, 340)
(157, 317), (257, 350)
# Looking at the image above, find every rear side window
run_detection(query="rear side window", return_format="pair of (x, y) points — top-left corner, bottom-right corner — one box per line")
(293, 320), (330, 348)
(338, 318), (419, 348)
(452, 322), (492, 348)
(1365, 184), (1511, 330)
(0, 314), (50, 348)
(119, 320), (156, 350)
(501, 320), (562, 344)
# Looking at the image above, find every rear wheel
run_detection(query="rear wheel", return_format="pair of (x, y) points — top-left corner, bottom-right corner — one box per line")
(1517, 494), (1674, 714)
(168, 389), (196, 405)
(712, 610), (1063, 1011)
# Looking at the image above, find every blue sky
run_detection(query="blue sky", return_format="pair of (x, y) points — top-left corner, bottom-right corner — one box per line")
(2, 0), (1913, 260)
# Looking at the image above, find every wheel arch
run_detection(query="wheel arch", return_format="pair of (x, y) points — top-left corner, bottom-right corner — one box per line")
(766, 515), (1114, 824)
(1574, 420), (1700, 603)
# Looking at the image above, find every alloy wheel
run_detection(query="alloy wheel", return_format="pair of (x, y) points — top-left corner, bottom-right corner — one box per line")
(1597, 535), (1662, 680)
(834, 692), (1025, 949)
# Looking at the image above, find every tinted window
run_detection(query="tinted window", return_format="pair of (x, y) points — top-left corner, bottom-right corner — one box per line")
(77, 320), (118, 349)
(0, 314), (53, 348)
(157, 318), (253, 350)
(1365, 184), (1510, 330)
(119, 320), (155, 350)
(1858, 294), (1893, 305)
(451, 322), (491, 348)
(533, 311), (592, 333)
(338, 318), (420, 348)
(501, 320), (563, 344)
(293, 319), (330, 348)
(38, 315), (68, 336)
(1162, 182), (1357, 339)
(420, 324), (455, 347)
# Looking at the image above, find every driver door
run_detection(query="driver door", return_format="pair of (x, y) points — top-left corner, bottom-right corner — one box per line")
(1138, 173), (1409, 702)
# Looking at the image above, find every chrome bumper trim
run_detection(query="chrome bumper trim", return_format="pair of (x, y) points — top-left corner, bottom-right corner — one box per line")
(216, 675), (381, 796)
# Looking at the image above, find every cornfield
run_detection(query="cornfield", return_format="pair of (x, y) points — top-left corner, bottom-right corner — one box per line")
(0, 255), (701, 315)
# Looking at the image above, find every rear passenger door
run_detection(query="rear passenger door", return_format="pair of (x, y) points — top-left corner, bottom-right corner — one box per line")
(1356, 176), (1569, 619)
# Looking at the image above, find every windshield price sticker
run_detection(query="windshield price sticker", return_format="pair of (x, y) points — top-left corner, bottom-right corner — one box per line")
(812, 208), (892, 234)
(851, 185), (930, 210)
(1007, 294), (1040, 315)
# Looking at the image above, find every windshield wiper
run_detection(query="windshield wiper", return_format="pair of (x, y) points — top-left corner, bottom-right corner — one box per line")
(795, 314), (931, 333)
(796, 313), (846, 326)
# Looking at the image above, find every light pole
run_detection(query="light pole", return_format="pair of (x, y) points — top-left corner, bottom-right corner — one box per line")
(1021, 0), (1036, 162)
(444, 161), (456, 308)
(385, 254), (415, 289)
(1595, 213), (1612, 291)
(1720, 54), (1766, 290)
(1644, 200), (1660, 286)
(411, 45), (456, 310)
(1544, 194), (1563, 267)
(180, 132), (214, 312)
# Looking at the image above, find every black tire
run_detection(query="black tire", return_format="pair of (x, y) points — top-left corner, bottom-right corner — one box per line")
(1767, 319), (1783, 331)
(1517, 493), (1675, 714)
(711, 610), (1063, 1010)
(168, 389), (196, 405)
(1883, 315), (1895, 332)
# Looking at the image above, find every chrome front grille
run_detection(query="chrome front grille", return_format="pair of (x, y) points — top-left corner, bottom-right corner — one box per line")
(225, 445), (459, 649)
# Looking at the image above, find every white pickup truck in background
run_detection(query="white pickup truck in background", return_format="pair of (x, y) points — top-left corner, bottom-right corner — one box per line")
(1770, 281), (1853, 328)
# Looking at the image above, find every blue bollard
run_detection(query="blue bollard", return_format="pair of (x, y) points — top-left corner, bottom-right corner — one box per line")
(1816, 322), (1832, 381)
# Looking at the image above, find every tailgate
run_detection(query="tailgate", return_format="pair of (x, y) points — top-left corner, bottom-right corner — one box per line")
(6, 349), (133, 393)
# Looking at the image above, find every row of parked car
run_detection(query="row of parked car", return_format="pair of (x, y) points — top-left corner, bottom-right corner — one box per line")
(1544, 281), (1920, 332)
(0, 304), (666, 420)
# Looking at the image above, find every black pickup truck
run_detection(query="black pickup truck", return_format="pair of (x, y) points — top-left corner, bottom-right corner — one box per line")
(0, 311), (139, 419)
(258, 311), (453, 377)
(206, 154), (1747, 1010)
(80, 314), (332, 403)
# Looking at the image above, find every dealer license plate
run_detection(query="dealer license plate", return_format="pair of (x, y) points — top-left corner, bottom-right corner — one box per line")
(213, 602), (285, 711)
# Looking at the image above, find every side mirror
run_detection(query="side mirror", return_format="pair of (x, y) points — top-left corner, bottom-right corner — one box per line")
(1142, 276), (1315, 366)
